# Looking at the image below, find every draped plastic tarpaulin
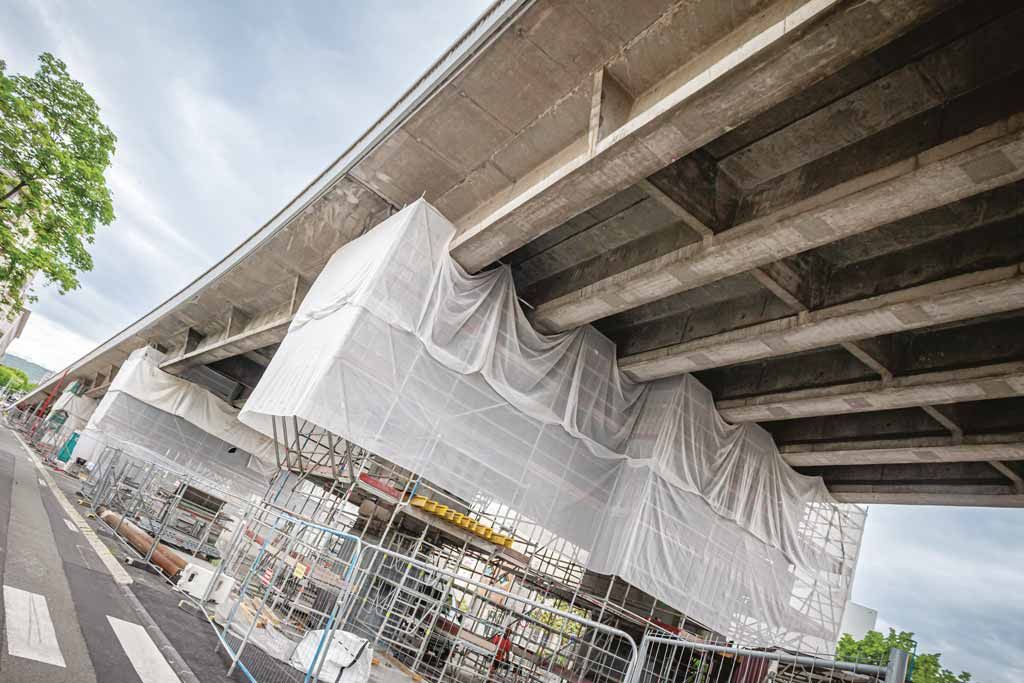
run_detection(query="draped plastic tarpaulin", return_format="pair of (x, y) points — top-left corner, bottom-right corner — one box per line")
(74, 347), (276, 497)
(240, 200), (864, 652)
(92, 347), (278, 465)
(50, 390), (97, 433)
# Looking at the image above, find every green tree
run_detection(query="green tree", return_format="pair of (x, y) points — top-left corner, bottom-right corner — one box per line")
(836, 628), (974, 683)
(0, 364), (33, 392)
(0, 52), (116, 315)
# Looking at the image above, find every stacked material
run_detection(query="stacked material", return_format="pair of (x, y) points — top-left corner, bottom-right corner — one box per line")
(409, 495), (513, 547)
(98, 508), (187, 578)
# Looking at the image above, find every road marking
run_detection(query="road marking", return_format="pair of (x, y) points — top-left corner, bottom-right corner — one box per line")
(3, 585), (66, 667)
(38, 477), (47, 487)
(108, 616), (182, 683)
(64, 518), (78, 533)
(10, 428), (132, 584)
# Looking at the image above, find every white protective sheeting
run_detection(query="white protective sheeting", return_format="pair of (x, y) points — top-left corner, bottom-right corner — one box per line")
(240, 200), (863, 651)
(50, 390), (98, 433)
(75, 393), (272, 499)
(73, 347), (276, 497)
(95, 347), (277, 465)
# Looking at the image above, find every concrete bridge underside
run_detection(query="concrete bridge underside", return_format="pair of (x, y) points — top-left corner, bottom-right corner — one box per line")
(22, 0), (1024, 506)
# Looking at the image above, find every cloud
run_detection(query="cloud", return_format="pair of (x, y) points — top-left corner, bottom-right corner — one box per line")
(2, 0), (491, 370)
(7, 312), (99, 372)
(853, 505), (1024, 683)
(2, 6), (1022, 682)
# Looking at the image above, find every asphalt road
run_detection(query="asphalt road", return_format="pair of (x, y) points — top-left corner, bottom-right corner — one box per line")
(0, 426), (183, 683)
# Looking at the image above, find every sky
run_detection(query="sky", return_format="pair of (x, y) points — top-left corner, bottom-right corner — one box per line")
(2, 2), (1021, 681)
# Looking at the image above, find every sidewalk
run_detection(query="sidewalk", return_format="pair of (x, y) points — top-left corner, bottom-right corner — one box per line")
(0, 426), (229, 682)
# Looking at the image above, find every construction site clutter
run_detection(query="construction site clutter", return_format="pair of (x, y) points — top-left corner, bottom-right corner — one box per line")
(239, 200), (864, 651)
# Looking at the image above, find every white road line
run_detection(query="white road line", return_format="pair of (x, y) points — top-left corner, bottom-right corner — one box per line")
(108, 616), (182, 683)
(3, 585), (67, 667)
(10, 429), (133, 584)
(38, 477), (47, 487)
(63, 518), (78, 533)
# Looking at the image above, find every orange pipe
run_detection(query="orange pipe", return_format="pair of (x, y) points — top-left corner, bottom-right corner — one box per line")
(98, 508), (188, 577)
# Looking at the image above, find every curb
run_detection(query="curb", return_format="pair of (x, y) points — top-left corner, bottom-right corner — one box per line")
(119, 581), (202, 683)
(10, 428), (132, 585)
(9, 427), (201, 683)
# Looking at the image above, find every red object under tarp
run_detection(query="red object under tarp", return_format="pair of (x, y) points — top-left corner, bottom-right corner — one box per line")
(359, 473), (403, 500)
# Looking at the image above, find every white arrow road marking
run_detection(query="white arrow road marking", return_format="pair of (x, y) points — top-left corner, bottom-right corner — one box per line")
(108, 616), (182, 683)
(3, 585), (66, 667)
(63, 518), (78, 533)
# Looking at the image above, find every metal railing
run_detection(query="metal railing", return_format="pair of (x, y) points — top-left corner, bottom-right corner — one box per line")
(5, 413), (909, 683)
(204, 498), (640, 683)
(630, 634), (909, 683)
(211, 504), (365, 683)
(67, 436), (261, 582)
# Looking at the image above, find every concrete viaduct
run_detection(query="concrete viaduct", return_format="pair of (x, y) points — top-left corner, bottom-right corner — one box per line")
(20, 0), (1024, 506)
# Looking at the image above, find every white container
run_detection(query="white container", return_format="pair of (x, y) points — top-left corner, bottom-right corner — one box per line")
(179, 562), (236, 605)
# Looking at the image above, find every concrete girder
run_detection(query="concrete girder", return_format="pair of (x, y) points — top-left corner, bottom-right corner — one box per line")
(717, 5), (1024, 189)
(159, 274), (310, 375)
(530, 116), (1024, 332)
(161, 316), (291, 375)
(780, 433), (1024, 467)
(620, 264), (1024, 380)
(779, 394), (1024, 492)
(988, 460), (1024, 493)
(450, 0), (949, 273)
(717, 361), (1024, 423)
(830, 490), (1024, 507)
(805, 460), (1024, 506)
(206, 355), (267, 389)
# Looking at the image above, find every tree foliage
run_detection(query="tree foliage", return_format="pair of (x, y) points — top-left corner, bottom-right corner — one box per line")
(0, 52), (116, 314)
(837, 628), (973, 683)
(0, 364), (34, 392)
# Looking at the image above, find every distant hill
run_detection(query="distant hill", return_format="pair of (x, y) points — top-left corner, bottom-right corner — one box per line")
(1, 354), (51, 384)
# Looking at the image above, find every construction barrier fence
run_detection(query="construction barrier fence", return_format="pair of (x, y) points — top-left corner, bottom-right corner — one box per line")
(4, 409), (909, 683)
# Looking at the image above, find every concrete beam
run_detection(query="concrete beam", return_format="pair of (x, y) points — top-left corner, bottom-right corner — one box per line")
(636, 178), (713, 240)
(806, 460), (1024, 506)
(841, 342), (893, 382)
(621, 264), (1024, 379)
(830, 489), (1024, 507)
(921, 405), (962, 440)
(181, 327), (205, 355)
(224, 305), (251, 339)
(160, 274), (310, 374)
(161, 316), (291, 375)
(207, 355), (267, 389)
(781, 433), (1024, 467)
(718, 361), (1024, 423)
(531, 117), (1024, 332)
(450, 0), (947, 273)
(988, 460), (1024, 493)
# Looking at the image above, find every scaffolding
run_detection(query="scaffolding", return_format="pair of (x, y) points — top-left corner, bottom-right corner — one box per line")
(181, 412), (876, 683)
(5, 401), (880, 683)
(203, 413), (827, 683)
